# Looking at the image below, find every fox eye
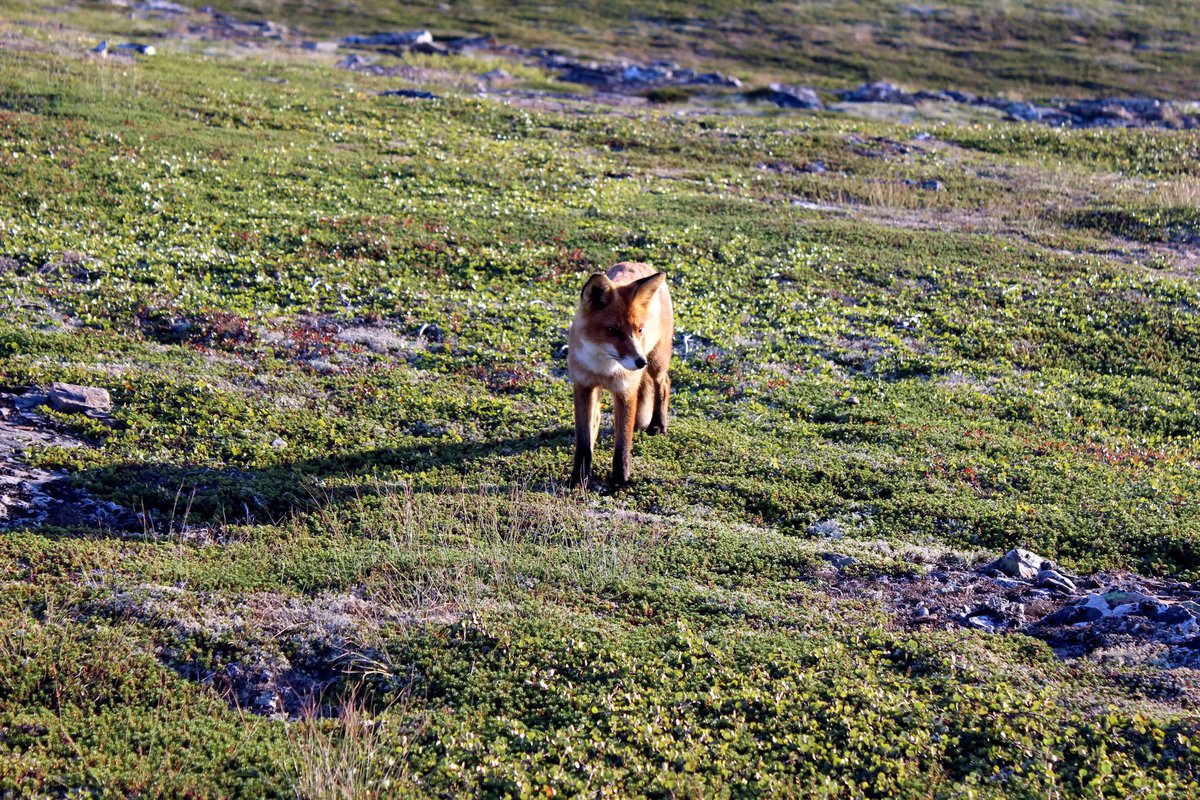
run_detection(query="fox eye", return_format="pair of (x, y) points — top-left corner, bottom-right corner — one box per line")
(638, 326), (644, 334)
(606, 326), (620, 335)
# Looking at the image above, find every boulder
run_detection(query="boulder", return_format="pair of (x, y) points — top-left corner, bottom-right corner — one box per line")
(764, 83), (823, 110)
(994, 547), (1049, 580)
(48, 383), (112, 415)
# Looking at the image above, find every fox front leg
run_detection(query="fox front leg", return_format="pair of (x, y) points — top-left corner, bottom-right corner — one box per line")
(609, 387), (638, 491)
(571, 384), (599, 488)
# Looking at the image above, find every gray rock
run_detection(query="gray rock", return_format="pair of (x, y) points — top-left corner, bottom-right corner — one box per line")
(445, 34), (499, 52)
(1102, 589), (1156, 606)
(621, 65), (668, 83)
(301, 41), (339, 53)
(136, 0), (189, 14)
(1110, 603), (1140, 617)
(336, 54), (372, 70)
(1145, 604), (1193, 625)
(840, 81), (917, 105)
(342, 30), (433, 47)
(114, 42), (156, 55)
(690, 72), (741, 88)
(1043, 604), (1105, 625)
(1077, 593), (1112, 614)
(800, 160), (827, 174)
(807, 518), (844, 539)
(820, 552), (859, 569)
(480, 68), (511, 81)
(764, 83), (823, 110)
(992, 576), (1027, 590)
(1037, 568), (1076, 594)
(48, 383), (112, 415)
(379, 89), (439, 100)
(995, 548), (1048, 580)
(967, 613), (1003, 633)
(916, 179), (943, 191)
(999, 101), (1043, 122)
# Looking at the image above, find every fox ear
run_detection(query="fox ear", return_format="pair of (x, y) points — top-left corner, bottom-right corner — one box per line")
(632, 272), (665, 307)
(581, 273), (614, 309)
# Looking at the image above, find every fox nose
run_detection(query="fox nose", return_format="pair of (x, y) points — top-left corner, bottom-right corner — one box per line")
(634, 356), (647, 369)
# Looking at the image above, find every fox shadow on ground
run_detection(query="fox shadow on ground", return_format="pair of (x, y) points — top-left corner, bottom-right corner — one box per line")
(56, 426), (580, 535)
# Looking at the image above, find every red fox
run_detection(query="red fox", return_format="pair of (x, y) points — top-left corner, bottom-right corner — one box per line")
(568, 262), (673, 490)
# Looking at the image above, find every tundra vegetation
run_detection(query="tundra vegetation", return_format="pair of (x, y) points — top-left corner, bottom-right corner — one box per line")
(1, 0), (1199, 797)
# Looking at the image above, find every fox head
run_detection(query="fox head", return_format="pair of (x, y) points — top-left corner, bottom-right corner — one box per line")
(577, 271), (666, 371)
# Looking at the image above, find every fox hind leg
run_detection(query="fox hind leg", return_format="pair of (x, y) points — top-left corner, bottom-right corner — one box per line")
(635, 374), (654, 431)
(647, 373), (669, 436)
(591, 390), (602, 451)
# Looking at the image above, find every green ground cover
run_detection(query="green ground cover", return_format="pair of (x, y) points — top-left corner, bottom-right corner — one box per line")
(1, 2), (1199, 797)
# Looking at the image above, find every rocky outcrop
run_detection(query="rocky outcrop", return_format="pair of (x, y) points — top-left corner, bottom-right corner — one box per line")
(1, 388), (139, 531)
(833, 81), (1199, 129)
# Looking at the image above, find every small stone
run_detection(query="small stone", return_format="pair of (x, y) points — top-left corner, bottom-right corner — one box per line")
(994, 548), (1046, 580)
(271, 437), (287, 449)
(845, 395), (860, 406)
(1037, 568), (1076, 594)
(800, 160), (827, 174)
(48, 383), (112, 414)
(916, 179), (943, 191)
(913, 605), (930, 619)
(480, 68), (510, 81)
